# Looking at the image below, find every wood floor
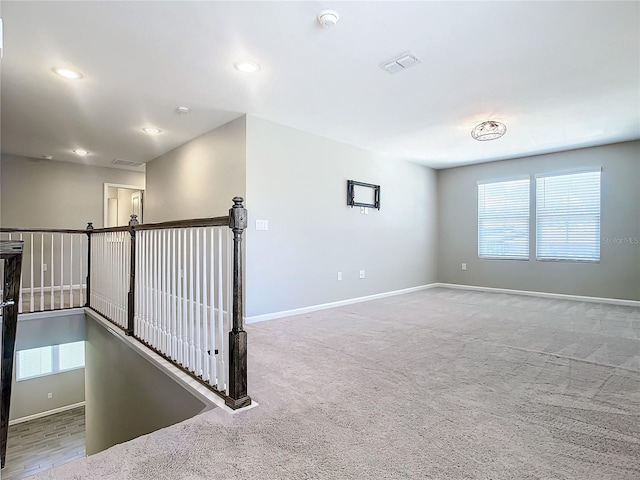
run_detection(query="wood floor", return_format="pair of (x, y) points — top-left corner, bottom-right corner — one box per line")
(2, 406), (86, 480)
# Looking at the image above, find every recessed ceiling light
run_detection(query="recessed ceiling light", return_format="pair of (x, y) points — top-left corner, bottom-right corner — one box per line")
(73, 149), (89, 156)
(53, 67), (83, 79)
(43, 155), (53, 160)
(142, 127), (161, 135)
(234, 62), (260, 73)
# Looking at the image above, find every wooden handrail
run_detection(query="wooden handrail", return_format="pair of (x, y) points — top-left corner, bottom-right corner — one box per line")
(1, 215), (230, 236)
(0, 227), (87, 234)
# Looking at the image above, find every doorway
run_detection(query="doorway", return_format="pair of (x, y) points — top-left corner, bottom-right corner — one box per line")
(103, 183), (145, 227)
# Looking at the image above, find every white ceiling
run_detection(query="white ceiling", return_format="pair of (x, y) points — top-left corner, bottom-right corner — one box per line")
(1, 1), (638, 170)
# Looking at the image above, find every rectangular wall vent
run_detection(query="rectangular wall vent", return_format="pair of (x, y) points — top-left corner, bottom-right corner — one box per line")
(381, 52), (421, 74)
(112, 158), (144, 167)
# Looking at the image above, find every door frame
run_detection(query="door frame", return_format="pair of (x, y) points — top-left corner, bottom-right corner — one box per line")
(103, 183), (145, 228)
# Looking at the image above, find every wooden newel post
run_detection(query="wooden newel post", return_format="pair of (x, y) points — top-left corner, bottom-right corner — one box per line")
(1, 241), (24, 468)
(226, 197), (251, 409)
(85, 222), (94, 308)
(126, 214), (139, 336)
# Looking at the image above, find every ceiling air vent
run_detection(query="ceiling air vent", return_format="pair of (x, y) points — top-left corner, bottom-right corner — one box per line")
(112, 158), (144, 167)
(381, 53), (421, 74)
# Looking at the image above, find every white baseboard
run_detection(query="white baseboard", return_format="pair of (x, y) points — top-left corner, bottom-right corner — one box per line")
(434, 283), (640, 307)
(246, 284), (440, 323)
(9, 401), (85, 426)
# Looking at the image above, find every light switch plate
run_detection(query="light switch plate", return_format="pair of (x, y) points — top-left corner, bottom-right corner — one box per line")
(256, 219), (269, 231)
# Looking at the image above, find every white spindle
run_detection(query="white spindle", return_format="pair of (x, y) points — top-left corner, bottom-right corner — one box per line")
(30, 233), (34, 312)
(69, 235), (74, 307)
(50, 234), (54, 309)
(195, 228), (202, 376)
(209, 227), (217, 387)
(171, 229), (177, 359)
(60, 234), (64, 308)
(182, 228), (188, 366)
(177, 228), (184, 364)
(202, 227), (209, 382)
(216, 227), (224, 391)
(189, 228), (195, 371)
(161, 229), (168, 353)
(40, 233), (44, 310)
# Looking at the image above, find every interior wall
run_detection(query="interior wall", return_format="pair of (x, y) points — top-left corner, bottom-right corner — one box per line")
(437, 141), (640, 300)
(144, 116), (246, 222)
(245, 116), (438, 317)
(84, 317), (207, 456)
(9, 312), (86, 421)
(0, 154), (145, 228)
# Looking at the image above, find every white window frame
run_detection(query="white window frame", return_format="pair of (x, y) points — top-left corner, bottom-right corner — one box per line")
(535, 169), (601, 263)
(477, 176), (531, 260)
(16, 341), (85, 381)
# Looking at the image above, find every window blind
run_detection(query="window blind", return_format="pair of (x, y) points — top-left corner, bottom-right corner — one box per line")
(478, 178), (530, 259)
(16, 341), (85, 381)
(536, 170), (601, 261)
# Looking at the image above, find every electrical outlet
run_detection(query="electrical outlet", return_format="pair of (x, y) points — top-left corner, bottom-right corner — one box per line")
(337, 272), (342, 281)
(43, 263), (48, 272)
(359, 269), (365, 279)
(360, 207), (365, 214)
(364, 207), (369, 215)
(47, 392), (53, 399)
(461, 263), (467, 271)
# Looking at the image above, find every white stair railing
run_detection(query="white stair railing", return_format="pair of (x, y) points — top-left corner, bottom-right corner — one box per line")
(0, 230), (87, 313)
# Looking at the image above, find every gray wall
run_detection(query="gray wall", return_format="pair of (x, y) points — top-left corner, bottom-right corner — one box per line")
(437, 141), (640, 300)
(245, 116), (438, 317)
(0, 154), (145, 228)
(10, 312), (86, 421)
(84, 317), (207, 456)
(144, 116), (246, 222)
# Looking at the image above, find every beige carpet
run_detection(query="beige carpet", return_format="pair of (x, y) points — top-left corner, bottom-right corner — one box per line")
(29, 287), (640, 479)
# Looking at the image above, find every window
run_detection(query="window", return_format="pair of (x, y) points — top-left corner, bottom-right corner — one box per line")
(478, 178), (530, 259)
(536, 170), (601, 261)
(16, 341), (85, 381)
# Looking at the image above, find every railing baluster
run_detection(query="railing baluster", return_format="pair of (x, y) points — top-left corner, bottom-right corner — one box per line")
(195, 227), (202, 377)
(30, 233), (34, 313)
(177, 228), (184, 365)
(189, 228), (195, 372)
(50, 234), (54, 310)
(171, 229), (177, 360)
(40, 233), (44, 311)
(216, 227), (224, 391)
(161, 229), (168, 352)
(60, 234), (64, 308)
(182, 228), (188, 367)
(202, 227), (209, 382)
(69, 234), (74, 308)
(209, 227), (216, 387)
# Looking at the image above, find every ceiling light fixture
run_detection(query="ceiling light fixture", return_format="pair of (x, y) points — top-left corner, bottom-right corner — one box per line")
(53, 67), (83, 79)
(73, 149), (89, 156)
(43, 155), (53, 160)
(234, 62), (260, 73)
(142, 127), (161, 135)
(471, 121), (507, 141)
(176, 106), (190, 115)
(317, 10), (339, 27)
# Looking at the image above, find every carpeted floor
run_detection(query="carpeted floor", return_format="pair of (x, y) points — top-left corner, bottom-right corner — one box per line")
(29, 287), (640, 479)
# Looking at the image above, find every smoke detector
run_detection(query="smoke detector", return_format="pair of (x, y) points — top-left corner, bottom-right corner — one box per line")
(317, 10), (339, 28)
(176, 106), (189, 115)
